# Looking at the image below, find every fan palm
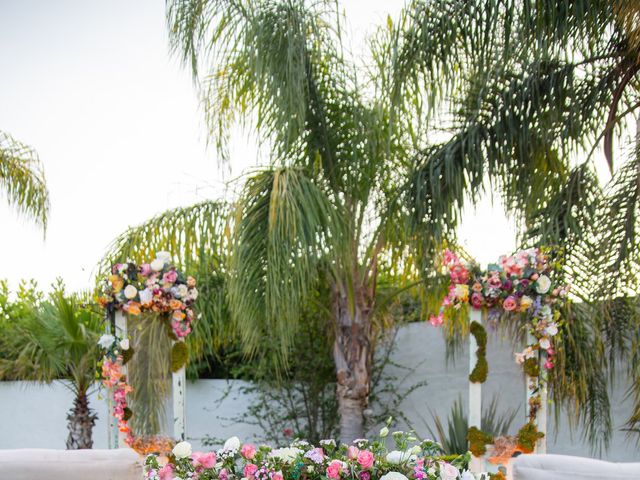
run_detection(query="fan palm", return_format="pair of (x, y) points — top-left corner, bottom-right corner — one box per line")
(0, 131), (49, 228)
(390, 0), (640, 448)
(0, 289), (103, 449)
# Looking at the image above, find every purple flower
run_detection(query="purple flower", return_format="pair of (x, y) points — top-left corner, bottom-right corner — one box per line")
(304, 448), (325, 464)
(360, 472), (371, 480)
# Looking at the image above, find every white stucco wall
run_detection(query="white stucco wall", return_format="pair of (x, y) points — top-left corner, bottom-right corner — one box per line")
(0, 322), (637, 461)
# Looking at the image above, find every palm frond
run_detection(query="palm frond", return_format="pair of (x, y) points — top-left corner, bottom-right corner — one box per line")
(228, 167), (344, 371)
(100, 200), (232, 375)
(0, 131), (49, 229)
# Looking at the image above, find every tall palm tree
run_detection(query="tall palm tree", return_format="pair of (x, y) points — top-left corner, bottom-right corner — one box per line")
(107, 0), (422, 442)
(389, 0), (640, 448)
(0, 290), (103, 449)
(0, 131), (49, 228)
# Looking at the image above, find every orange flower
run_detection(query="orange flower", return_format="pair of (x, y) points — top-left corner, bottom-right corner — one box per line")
(170, 299), (183, 310)
(109, 274), (124, 292)
(172, 310), (186, 321)
(125, 302), (141, 315)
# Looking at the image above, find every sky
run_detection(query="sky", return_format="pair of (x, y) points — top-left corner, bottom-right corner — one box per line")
(0, 0), (517, 293)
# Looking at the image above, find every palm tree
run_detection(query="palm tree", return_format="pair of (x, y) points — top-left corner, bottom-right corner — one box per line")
(105, 0), (425, 442)
(0, 131), (49, 228)
(0, 289), (103, 449)
(389, 0), (640, 448)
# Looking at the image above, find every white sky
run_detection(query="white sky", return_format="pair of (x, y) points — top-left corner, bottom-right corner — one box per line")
(0, 0), (516, 293)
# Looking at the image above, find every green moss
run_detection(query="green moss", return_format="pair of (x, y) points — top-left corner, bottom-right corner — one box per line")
(517, 422), (544, 453)
(164, 318), (178, 341)
(467, 426), (493, 457)
(523, 357), (539, 377)
(123, 407), (133, 421)
(122, 346), (135, 365)
(171, 341), (189, 373)
(469, 321), (488, 383)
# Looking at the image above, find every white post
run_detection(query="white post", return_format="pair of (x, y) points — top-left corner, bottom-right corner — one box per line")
(172, 339), (186, 441)
(468, 308), (484, 473)
(108, 311), (128, 449)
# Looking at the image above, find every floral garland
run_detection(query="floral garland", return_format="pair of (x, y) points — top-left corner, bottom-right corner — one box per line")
(97, 252), (198, 447)
(429, 247), (569, 455)
(144, 429), (482, 480)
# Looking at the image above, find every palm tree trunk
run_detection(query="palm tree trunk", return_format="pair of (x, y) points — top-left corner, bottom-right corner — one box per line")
(66, 390), (97, 449)
(332, 283), (373, 443)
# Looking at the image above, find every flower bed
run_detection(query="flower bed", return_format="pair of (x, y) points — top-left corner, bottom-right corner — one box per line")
(143, 431), (501, 480)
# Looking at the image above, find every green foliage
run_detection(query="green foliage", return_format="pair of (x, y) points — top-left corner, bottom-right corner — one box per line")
(0, 131), (49, 229)
(427, 396), (518, 455)
(469, 321), (488, 383)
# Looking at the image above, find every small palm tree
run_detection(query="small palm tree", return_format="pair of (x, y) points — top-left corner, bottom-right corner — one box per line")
(0, 289), (103, 449)
(0, 131), (49, 228)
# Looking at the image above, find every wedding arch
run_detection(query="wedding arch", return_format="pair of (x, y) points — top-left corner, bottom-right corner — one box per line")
(430, 248), (569, 473)
(97, 252), (198, 450)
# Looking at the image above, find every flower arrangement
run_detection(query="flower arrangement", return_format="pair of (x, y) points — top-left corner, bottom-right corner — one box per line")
(430, 248), (569, 458)
(98, 251), (198, 339)
(98, 333), (134, 445)
(430, 248), (568, 373)
(97, 252), (198, 447)
(143, 430), (482, 480)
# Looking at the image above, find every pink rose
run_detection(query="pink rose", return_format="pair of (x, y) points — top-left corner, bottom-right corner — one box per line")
(450, 265), (469, 284)
(544, 359), (554, 369)
(192, 451), (216, 469)
(502, 296), (517, 311)
(241, 443), (257, 460)
(429, 313), (444, 327)
(326, 460), (343, 479)
(139, 263), (152, 276)
(272, 473), (283, 480)
(163, 270), (178, 284)
(347, 446), (360, 460)
(357, 450), (374, 470)
(158, 464), (174, 480)
(219, 469), (228, 480)
(470, 292), (483, 309)
(244, 464), (258, 478)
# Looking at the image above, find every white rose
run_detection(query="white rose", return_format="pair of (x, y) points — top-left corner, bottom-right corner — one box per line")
(379, 427), (389, 437)
(545, 323), (558, 336)
(150, 258), (165, 272)
(410, 445), (422, 455)
(156, 251), (172, 263)
(139, 288), (153, 305)
(223, 436), (241, 451)
(119, 338), (130, 350)
(539, 337), (551, 350)
(386, 450), (415, 464)
(124, 284), (137, 299)
(189, 287), (198, 300)
(439, 462), (459, 480)
(535, 275), (551, 294)
(177, 284), (189, 298)
(269, 447), (303, 463)
(98, 334), (115, 349)
(380, 473), (409, 480)
(172, 441), (192, 459)
(460, 471), (475, 480)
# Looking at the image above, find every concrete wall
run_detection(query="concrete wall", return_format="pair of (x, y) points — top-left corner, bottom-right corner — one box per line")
(0, 322), (637, 461)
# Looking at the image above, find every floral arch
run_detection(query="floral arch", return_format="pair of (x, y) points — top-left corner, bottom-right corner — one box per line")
(430, 248), (569, 473)
(97, 251), (198, 450)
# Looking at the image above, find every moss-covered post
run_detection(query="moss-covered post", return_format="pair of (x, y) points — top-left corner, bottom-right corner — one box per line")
(172, 338), (186, 441)
(468, 308), (484, 473)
